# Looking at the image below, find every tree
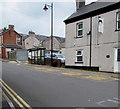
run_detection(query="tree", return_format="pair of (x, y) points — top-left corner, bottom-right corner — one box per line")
(2, 27), (7, 32)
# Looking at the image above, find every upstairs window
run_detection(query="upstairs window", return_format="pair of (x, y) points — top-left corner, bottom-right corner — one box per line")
(98, 17), (104, 33)
(77, 22), (83, 37)
(16, 38), (20, 43)
(76, 50), (83, 63)
(117, 12), (120, 30)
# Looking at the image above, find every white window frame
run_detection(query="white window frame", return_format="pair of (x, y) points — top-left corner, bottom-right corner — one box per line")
(76, 50), (83, 63)
(16, 37), (21, 43)
(117, 49), (120, 62)
(98, 17), (104, 33)
(117, 12), (120, 30)
(77, 22), (83, 37)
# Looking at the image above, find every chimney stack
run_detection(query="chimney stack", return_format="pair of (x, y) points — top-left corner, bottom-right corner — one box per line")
(76, 0), (85, 11)
(29, 31), (35, 37)
(9, 25), (14, 31)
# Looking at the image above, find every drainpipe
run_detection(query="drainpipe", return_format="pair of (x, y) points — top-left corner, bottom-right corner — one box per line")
(89, 17), (92, 67)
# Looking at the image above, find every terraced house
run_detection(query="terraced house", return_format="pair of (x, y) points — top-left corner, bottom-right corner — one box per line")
(64, 0), (120, 73)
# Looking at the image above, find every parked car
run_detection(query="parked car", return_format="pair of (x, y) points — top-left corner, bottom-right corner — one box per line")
(45, 53), (65, 63)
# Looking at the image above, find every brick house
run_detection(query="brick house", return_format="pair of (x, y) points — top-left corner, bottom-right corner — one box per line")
(0, 25), (23, 59)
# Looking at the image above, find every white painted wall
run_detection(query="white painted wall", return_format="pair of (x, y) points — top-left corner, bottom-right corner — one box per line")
(25, 33), (40, 49)
(65, 9), (119, 72)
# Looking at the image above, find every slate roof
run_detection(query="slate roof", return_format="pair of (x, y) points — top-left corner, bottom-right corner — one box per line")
(0, 29), (23, 38)
(64, 1), (120, 24)
(21, 33), (65, 44)
(20, 33), (29, 40)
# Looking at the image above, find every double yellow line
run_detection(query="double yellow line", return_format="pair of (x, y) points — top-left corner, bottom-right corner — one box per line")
(0, 79), (32, 109)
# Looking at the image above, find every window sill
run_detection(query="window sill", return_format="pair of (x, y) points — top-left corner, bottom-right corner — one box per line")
(75, 36), (83, 38)
(115, 29), (120, 31)
(75, 62), (83, 64)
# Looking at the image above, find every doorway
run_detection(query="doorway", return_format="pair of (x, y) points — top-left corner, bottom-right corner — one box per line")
(114, 48), (120, 73)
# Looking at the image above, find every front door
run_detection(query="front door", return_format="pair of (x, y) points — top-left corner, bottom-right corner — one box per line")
(114, 48), (120, 73)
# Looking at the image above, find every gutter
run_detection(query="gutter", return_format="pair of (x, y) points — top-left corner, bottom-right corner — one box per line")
(64, 2), (120, 24)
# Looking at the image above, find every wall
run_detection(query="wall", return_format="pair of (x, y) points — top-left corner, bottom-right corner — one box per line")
(65, 9), (119, 72)
(2, 47), (6, 58)
(3, 30), (22, 45)
(0, 36), (3, 58)
(43, 37), (60, 50)
(25, 36), (40, 49)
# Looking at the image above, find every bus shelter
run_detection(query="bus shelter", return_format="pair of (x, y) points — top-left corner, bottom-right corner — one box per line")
(28, 47), (46, 65)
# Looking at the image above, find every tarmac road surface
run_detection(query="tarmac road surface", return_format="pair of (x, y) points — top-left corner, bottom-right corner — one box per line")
(2, 62), (120, 108)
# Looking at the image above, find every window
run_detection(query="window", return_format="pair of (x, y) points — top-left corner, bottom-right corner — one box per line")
(98, 17), (104, 33)
(16, 38), (20, 42)
(117, 12), (120, 30)
(76, 50), (83, 62)
(77, 22), (83, 37)
(117, 49), (120, 61)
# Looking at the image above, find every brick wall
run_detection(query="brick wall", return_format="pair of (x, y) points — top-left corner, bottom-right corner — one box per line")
(3, 30), (22, 45)
(2, 47), (6, 58)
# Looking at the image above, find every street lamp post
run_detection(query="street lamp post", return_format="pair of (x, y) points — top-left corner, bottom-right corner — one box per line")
(43, 3), (54, 66)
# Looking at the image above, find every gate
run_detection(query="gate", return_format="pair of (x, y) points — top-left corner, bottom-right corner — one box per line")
(8, 50), (16, 60)
(16, 50), (28, 61)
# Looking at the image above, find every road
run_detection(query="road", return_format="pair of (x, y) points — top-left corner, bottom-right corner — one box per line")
(1, 62), (120, 108)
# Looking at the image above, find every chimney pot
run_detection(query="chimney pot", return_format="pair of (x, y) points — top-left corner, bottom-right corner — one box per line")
(29, 31), (35, 35)
(9, 25), (14, 31)
(76, 0), (85, 11)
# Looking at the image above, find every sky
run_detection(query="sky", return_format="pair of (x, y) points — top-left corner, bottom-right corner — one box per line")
(0, 0), (97, 37)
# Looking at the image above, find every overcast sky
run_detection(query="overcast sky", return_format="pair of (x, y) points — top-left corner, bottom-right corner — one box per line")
(0, 0), (97, 37)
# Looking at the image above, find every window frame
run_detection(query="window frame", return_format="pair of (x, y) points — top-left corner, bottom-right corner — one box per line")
(117, 49), (120, 62)
(98, 17), (104, 33)
(75, 50), (83, 63)
(76, 22), (83, 38)
(116, 11), (120, 31)
(16, 37), (21, 43)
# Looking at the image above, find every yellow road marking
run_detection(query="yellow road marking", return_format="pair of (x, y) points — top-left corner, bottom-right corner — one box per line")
(82, 76), (111, 80)
(62, 72), (86, 76)
(34, 67), (60, 72)
(45, 69), (59, 72)
(112, 78), (120, 81)
(0, 79), (32, 109)
(34, 67), (46, 70)
(9, 61), (17, 64)
(61, 72), (115, 81)
(0, 82), (25, 109)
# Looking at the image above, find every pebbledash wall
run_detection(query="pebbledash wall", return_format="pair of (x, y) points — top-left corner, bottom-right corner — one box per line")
(65, 1), (120, 73)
